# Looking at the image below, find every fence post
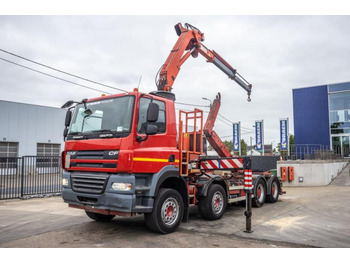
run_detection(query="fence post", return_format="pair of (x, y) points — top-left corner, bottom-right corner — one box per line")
(20, 156), (25, 198)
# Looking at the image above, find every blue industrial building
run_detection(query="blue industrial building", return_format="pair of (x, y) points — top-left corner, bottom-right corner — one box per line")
(293, 81), (350, 157)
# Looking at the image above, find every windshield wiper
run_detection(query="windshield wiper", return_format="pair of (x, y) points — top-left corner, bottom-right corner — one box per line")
(91, 129), (112, 133)
(68, 132), (83, 135)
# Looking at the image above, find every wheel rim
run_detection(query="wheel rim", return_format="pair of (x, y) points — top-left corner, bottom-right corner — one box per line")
(212, 191), (224, 214)
(257, 184), (265, 202)
(271, 182), (278, 198)
(161, 197), (179, 226)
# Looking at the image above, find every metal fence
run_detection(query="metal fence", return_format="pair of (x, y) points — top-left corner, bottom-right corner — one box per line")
(0, 156), (62, 200)
(280, 144), (341, 160)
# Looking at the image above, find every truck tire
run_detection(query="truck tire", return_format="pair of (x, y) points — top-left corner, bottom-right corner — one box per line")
(198, 184), (226, 220)
(252, 179), (266, 208)
(85, 211), (115, 222)
(266, 177), (280, 203)
(144, 188), (184, 234)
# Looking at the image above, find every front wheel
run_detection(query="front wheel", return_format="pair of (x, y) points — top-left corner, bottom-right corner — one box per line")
(198, 184), (227, 220)
(144, 188), (184, 234)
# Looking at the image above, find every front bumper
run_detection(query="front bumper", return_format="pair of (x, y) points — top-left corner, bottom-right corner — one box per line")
(62, 172), (153, 214)
(62, 188), (135, 212)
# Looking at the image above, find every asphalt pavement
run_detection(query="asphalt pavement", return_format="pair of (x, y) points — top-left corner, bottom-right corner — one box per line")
(0, 176), (349, 248)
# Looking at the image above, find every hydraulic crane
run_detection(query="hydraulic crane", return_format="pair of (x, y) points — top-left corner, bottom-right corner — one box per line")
(156, 23), (252, 101)
(156, 22), (251, 158)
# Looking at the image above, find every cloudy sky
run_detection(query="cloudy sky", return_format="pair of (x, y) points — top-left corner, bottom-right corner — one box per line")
(1, 14), (349, 147)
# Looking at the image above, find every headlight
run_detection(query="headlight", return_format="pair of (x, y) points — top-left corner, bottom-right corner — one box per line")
(62, 178), (69, 186)
(65, 154), (71, 169)
(111, 182), (132, 191)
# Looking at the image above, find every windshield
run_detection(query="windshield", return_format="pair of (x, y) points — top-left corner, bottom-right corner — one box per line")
(68, 96), (135, 136)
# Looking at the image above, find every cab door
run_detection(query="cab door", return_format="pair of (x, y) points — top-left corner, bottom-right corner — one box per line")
(132, 96), (177, 173)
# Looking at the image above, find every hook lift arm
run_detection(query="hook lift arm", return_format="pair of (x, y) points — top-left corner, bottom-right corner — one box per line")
(203, 92), (234, 157)
(156, 23), (252, 101)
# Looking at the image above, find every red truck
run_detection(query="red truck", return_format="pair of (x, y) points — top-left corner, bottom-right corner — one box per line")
(61, 23), (283, 233)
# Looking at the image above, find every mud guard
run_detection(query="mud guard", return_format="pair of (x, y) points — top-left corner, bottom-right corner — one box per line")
(197, 175), (227, 198)
(151, 166), (189, 222)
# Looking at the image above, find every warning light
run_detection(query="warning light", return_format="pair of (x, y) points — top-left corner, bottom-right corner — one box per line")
(101, 94), (106, 97)
(133, 88), (138, 92)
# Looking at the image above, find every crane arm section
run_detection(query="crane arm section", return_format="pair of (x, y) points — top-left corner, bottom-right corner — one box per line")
(203, 92), (232, 158)
(156, 23), (252, 101)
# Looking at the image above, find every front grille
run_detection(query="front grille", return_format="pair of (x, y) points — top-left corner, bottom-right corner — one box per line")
(74, 151), (104, 159)
(69, 150), (119, 160)
(67, 150), (119, 171)
(70, 162), (117, 169)
(71, 173), (110, 194)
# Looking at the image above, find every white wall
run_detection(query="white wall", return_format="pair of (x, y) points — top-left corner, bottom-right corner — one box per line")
(277, 160), (348, 186)
(0, 100), (66, 156)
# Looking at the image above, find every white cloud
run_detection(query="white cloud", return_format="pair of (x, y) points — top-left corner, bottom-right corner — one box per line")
(1, 15), (349, 145)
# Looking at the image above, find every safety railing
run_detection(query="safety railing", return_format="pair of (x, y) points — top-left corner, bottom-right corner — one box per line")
(280, 144), (341, 160)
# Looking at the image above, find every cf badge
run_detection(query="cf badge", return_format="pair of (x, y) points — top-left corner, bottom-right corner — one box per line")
(108, 151), (119, 156)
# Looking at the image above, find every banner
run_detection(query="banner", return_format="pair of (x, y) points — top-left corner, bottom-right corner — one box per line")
(280, 118), (289, 150)
(233, 122), (240, 153)
(255, 120), (263, 151)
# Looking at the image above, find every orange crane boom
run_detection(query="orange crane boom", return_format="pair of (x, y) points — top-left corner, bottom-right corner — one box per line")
(156, 23), (252, 101)
(156, 23), (252, 157)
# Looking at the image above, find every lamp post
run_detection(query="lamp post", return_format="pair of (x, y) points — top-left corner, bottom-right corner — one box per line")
(202, 97), (212, 107)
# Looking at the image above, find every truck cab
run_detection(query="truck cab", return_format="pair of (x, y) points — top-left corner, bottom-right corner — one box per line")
(61, 90), (189, 233)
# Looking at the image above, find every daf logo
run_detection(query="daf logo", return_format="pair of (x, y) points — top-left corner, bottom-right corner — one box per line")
(100, 134), (113, 138)
(108, 151), (119, 156)
(67, 151), (76, 155)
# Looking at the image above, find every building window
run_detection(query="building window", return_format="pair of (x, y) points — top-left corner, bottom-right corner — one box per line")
(37, 143), (61, 156)
(0, 142), (19, 158)
(0, 142), (19, 169)
(36, 143), (61, 169)
(329, 83), (350, 157)
(329, 92), (350, 135)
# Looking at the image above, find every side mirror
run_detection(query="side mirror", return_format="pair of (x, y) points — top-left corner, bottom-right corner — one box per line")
(145, 124), (158, 135)
(136, 124), (159, 142)
(63, 127), (69, 140)
(61, 100), (75, 109)
(84, 108), (93, 116)
(65, 110), (72, 127)
(147, 102), (159, 123)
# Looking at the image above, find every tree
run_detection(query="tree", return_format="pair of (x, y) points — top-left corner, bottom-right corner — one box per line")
(229, 139), (247, 156)
(223, 140), (233, 152)
(208, 139), (247, 156)
(240, 139), (247, 156)
(289, 134), (294, 155)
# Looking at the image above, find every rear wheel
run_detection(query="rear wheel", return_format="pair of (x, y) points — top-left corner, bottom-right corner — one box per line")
(252, 179), (266, 207)
(144, 188), (184, 234)
(266, 177), (280, 203)
(199, 184), (226, 220)
(85, 211), (115, 222)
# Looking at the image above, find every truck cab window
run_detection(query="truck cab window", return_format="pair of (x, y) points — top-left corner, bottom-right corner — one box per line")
(68, 96), (135, 138)
(137, 98), (166, 134)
